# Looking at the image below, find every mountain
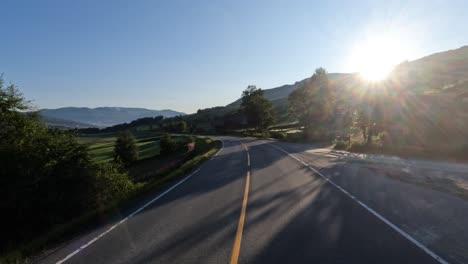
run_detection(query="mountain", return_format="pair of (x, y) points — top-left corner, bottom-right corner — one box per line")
(40, 107), (185, 127)
(390, 45), (468, 92)
(40, 115), (97, 129)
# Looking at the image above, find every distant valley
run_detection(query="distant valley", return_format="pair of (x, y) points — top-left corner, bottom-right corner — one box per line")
(40, 107), (185, 128)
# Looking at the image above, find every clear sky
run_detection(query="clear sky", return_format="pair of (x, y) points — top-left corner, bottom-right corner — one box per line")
(1, 0), (467, 113)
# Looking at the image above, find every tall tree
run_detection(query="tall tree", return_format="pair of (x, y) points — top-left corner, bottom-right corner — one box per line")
(241, 85), (274, 131)
(288, 67), (336, 129)
(114, 130), (139, 166)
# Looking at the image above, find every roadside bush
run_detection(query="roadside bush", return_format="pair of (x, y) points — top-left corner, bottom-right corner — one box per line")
(346, 141), (381, 153)
(160, 133), (176, 155)
(458, 143), (468, 159)
(114, 130), (139, 167)
(269, 131), (287, 140)
(193, 136), (214, 155)
(188, 135), (195, 143)
(93, 163), (136, 208)
(0, 118), (98, 251)
(303, 127), (333, 142)
(333, 140), (348, 150)
(377, 131), (389, 148)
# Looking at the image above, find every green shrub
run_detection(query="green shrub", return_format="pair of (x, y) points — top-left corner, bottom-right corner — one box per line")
(346, 141), (380, 153)
(458, 143), (468, 158)
(160, 133), (176, 155)
(188, 135), (195, 143)
(114, 130), (139, 167)
(333, 140), (348, 150)
(269, 131), (287, 140)
(93, 163), (136, 208)
(377, 131), (389, 147)
(303, 127), (333, 142)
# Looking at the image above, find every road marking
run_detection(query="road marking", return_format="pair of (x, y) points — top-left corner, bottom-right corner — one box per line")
(210, 139), (224, 160)
(268, 142), (449, 264)
(56, 140), (225, 264)
(241, 142), (250, 166)
(230, 171), (250, 264)
(230, 142), (251, 264)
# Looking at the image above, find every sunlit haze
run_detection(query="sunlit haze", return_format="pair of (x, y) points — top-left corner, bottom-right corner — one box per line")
(353, 36), (407, 81)
(1, 0), (468, 113)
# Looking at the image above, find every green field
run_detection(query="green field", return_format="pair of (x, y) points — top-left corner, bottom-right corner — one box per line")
(78, 133), (163, 163)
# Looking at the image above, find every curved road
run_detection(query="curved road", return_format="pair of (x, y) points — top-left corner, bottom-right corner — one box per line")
(38, 136), (454, 264)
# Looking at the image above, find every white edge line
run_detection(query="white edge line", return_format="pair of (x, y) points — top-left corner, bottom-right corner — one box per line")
(211, 139), (224, 160)
(56, 140), (225, 264)
(268, 143), (449, 264)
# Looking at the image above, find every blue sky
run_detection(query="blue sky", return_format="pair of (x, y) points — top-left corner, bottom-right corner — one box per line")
(1, 0), (467, 113)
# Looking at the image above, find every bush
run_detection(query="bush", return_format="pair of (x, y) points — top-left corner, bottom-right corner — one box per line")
(303, 127), (333, 142)
(377, 131), (389, 147)
(114, 130), (139, 167)
(333, 140), (348, 150)
(458, 143), (468, 158)
(0, 122), (99, 251)
(160, 133), (176, 155)
(269, 131), (287, 140)
(346, 141), (380, 153)
(93, 163), (136, 208)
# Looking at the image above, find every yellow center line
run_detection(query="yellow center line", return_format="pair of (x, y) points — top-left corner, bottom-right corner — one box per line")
(230, 145), (251, 264)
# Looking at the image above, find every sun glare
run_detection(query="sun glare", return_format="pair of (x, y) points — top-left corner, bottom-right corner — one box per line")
(350, 36), (408, 81)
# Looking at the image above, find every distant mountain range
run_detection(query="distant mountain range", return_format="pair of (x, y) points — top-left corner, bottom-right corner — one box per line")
(40, 107), (185, 127)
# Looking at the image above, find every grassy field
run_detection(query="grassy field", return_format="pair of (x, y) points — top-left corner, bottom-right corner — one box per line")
(78, 132), (162, 163)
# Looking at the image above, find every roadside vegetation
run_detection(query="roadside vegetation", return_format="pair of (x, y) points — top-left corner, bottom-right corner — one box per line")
(0, 78), (221, 263)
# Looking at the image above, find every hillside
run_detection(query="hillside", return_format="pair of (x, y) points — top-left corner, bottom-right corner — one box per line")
(227, 73), (352, 108)
(40, 115), (97, 129)
(222, 46), (468, 119)
(40, 107), (185, 127)
(390, 45), (468, 92)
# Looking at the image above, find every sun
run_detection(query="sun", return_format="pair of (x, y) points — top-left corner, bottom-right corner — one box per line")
(349, 36), (407, 81)
(359, 60), (394, 81)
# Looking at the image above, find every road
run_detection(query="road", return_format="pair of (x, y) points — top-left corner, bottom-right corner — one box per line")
(37, 136), (464, 264)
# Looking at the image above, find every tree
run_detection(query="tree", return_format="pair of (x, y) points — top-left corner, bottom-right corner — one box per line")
(114, 130), (139, 167)
(353, 99), (384, 144)
(287, 68), (337, 141)
(288, 67), (335, 129)
(241, 85), (274, 131)
(160, 132), (176, 155)
(176, 120), (187, 133)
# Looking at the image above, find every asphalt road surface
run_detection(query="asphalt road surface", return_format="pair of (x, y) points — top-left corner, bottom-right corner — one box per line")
(38, 136), (455, 264)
